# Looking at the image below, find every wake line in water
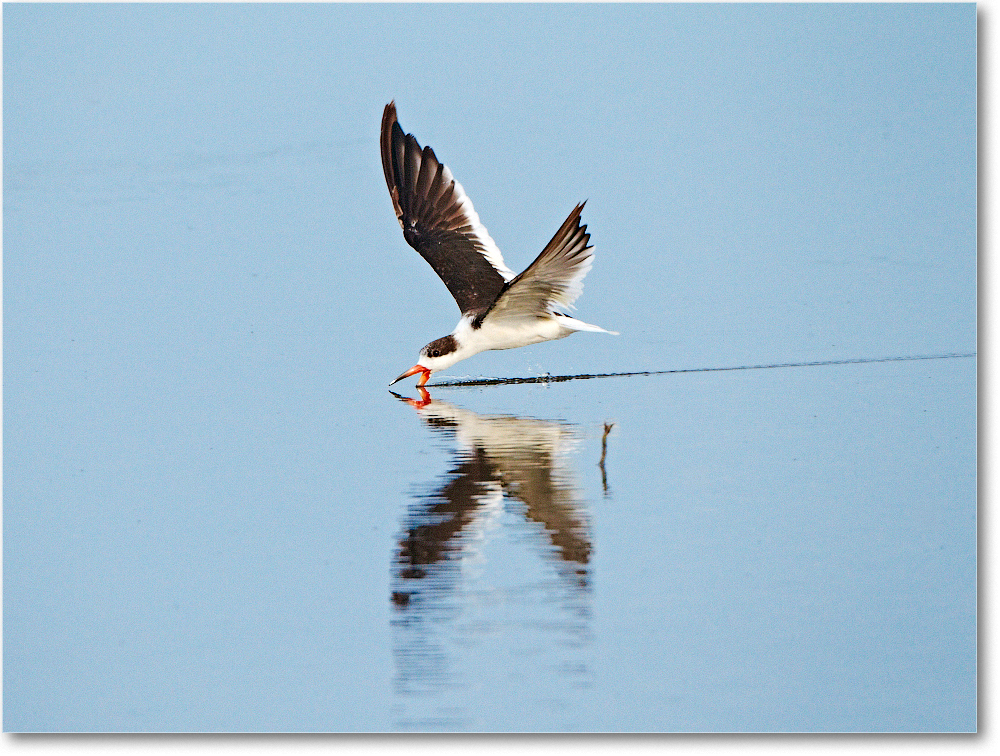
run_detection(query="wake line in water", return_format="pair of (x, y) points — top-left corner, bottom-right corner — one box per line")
(428, 352), (977, 388)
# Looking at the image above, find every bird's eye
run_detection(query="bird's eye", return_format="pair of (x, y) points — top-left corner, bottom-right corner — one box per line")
(430, 349), (439, 357)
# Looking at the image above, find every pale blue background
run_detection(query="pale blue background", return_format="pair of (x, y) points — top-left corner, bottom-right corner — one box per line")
(4, 3), (976, 731)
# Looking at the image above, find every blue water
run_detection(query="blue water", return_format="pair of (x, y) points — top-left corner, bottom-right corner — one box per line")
(3, 3), (976, 732)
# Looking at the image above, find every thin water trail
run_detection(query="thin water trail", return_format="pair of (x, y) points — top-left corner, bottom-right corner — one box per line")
(428, 352), (976, 388)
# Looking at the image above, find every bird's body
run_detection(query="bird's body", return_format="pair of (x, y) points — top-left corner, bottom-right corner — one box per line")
(381, 102), (616, 388)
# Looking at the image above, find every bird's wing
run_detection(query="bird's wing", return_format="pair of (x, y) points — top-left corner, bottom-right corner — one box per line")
(381, 102), (514, 316)
(477, 203), (594, 327)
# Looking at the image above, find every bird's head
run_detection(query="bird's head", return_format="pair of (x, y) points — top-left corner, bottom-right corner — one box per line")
(389, 334), (462, 387)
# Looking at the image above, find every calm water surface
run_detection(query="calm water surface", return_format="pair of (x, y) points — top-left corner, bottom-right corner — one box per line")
(4, 3), (976, 732)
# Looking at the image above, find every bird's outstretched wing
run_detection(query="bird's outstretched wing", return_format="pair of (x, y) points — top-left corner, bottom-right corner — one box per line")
(477, 203), (594, 327)
(381, 102), (514, 316)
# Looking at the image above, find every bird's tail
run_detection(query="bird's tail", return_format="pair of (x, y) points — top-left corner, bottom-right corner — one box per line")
(555, 314), (619, 336)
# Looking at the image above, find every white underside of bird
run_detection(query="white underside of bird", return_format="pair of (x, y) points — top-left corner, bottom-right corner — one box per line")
(422, 312), (614, 373)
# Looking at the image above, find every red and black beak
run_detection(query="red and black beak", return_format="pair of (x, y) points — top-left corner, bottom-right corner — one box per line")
(389, 365), (431, 387)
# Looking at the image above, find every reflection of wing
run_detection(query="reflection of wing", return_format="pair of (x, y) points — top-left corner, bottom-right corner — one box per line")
(490, 444), (591, 567)
(392, 400), (592, 608)
(395, 446), (499, 583)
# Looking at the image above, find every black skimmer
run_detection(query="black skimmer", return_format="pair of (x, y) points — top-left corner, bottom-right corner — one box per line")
(382, 102), (616, 389)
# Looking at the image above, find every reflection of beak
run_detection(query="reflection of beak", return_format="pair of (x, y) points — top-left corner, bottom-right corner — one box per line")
(389, 365), (431, 387)
(389, 386), (432, 409)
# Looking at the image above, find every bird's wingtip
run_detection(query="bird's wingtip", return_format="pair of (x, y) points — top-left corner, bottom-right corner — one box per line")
(382, 101), (397, 126)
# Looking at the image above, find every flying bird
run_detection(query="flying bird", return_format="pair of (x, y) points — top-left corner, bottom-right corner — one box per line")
(382, 102), (616, 388)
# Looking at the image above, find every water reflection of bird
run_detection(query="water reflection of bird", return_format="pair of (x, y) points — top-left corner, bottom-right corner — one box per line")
(382, 102), (617, 390)
(391, 398), (593, 609)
